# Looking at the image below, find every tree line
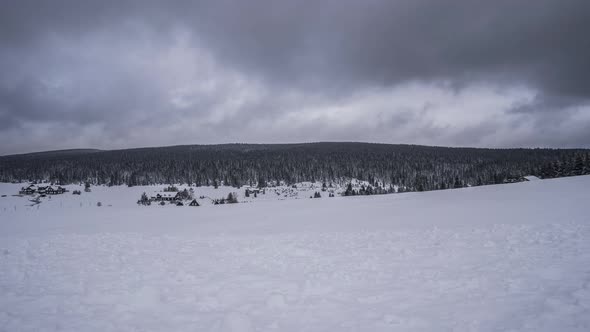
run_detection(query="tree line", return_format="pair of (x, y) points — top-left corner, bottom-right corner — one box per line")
(1, 143), (589, 192)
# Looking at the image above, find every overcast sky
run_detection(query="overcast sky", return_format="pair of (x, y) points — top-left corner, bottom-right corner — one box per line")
(1, 0), (590, 155)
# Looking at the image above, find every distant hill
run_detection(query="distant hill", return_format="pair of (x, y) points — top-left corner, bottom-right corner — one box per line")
(1, 142), (588, 192)
(3, 149), (102, 159)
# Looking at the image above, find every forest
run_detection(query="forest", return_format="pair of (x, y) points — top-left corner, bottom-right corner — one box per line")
(0, 143), (589, 192)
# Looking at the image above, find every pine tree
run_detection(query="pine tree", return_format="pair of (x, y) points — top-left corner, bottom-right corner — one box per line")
(137, 192), (150, 205)
(573, 154), (585, 175)
(453, 176), (463, 188)
(344, 183), (353, 196)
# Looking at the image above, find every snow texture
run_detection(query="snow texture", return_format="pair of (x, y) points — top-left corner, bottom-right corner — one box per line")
(1, 176), (590, 331)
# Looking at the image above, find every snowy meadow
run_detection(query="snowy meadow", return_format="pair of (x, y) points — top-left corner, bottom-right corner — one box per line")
(1, 176), (590, 331)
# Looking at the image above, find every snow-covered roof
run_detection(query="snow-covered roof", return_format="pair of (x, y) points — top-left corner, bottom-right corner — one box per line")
(157, 192), (178, 197)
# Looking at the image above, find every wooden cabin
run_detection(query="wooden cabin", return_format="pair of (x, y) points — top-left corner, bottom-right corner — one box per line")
(19, 186), (36, 195)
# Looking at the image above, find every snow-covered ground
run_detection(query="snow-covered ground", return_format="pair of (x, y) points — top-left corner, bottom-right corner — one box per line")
(0, 180), (354, 213)
(1, 176), (590, 331)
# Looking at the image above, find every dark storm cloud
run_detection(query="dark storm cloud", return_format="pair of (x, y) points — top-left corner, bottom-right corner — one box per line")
(1, 0), (590, 154)
(176, 0), (590, 97)
(4, 0), (590, 94)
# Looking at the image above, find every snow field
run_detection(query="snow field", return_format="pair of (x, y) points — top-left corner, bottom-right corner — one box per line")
(1, 176), (590, 331)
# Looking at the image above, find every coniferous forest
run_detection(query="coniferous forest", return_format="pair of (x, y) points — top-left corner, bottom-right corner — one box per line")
(0, 143), (589, 192)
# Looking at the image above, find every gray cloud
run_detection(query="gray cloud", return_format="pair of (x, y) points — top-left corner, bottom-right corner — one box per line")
(1, 0), (590, 155)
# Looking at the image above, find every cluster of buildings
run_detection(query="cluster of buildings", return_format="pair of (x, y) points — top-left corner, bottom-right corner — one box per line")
(19, 184), (67, 196)
(150, 192), (199, 206)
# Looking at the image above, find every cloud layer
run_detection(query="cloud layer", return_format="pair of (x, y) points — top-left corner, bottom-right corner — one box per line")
(1, 0), (590, 154)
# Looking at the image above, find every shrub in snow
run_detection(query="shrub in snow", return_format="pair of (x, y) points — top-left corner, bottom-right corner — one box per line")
(97, 202), (102, 207)
(227, 192), (238, 204)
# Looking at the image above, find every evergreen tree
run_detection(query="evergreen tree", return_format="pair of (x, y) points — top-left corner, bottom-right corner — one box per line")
(344, 183), (354, 196)
(573, 154), (585, 175)
(137, 192), (150, 206)
(453, 176), (463, 188)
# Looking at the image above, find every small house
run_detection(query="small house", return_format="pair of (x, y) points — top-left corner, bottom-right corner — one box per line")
(47, 186), (66, 194)
(176, 201), (184, 206)
(189, 199), (200, 207)
(46, 186), (66, 195)
(19, 186), (36, 195)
